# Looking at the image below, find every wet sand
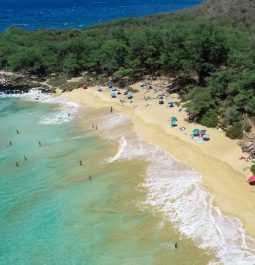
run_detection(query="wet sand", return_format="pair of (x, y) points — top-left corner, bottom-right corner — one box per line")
(63, 84), (255, 239)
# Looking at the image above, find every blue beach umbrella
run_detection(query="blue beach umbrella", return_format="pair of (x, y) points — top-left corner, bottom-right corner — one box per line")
(168, 102), (174, 107)
(127, 92), (133, 99)
(201, 129), (206, 135)
(193, 128), (200, 135)
(111, 92), (116, 98)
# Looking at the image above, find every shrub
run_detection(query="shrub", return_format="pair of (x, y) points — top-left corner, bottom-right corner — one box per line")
(115, 67), (135, 77)
(251, 165), (255, 175)
(199, 109), (218, 127)
(243, 121), (252, 132)
(226, 123), (243, 139)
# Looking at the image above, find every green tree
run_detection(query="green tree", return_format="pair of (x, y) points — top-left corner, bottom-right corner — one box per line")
(99, 40), (128, 74)
(7, 47), (45, 75)
(226, 123), (243, 139)
(251, 165), (255, 175)
(186, 24), (229, 84)
(199, 109), (218, 127)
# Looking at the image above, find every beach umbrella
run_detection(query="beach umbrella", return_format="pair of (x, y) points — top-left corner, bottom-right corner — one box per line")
(168, 102), (174, 107)
(247, 176), (255, 184)
(111, 92), (116, 98)
(170, 116), (177, 121)
(201, 129), (206, 135)
(108, 83), (113, 88)
(80, 83), (88, 89)
(158, 98), (164, 104)
(127, 92), (133, 99)
(140, 82), (144, 87)
(193, 129), (200, 135)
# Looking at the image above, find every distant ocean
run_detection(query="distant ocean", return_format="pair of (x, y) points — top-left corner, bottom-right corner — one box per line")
(0, 0), (203, 31)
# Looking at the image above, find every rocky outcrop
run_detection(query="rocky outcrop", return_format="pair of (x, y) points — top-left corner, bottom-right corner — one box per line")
(0, 72), (56, 94)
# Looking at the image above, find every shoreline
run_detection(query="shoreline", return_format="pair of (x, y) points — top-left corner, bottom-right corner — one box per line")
(63, 86), (255, 240)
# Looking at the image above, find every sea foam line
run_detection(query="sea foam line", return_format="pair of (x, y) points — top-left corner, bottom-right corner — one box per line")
(107, 135), (255, 265)
(0, 89), (84, 125)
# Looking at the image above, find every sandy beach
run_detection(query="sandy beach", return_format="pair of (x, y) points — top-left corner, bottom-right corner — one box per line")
(62, 82), (255, 239)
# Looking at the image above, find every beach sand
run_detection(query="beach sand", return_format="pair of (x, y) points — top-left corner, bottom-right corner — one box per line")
(63, 83), (255, 239)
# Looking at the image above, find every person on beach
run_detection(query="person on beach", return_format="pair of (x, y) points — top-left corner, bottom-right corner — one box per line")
(24, 155), (27, 161)
(95, 125), (98, 130)
(175, 242), (178, 249)
(16, 162), (19, 167)
(9, 141), (12, 146)
(92, 123), (94, 129)
(79, 160), (83, 166)
(16, 129), (20, 134)
(68, 113), (71, 117)
(39, 141), (42, 146)
(110, 106), (113, 113)
(89, 176), (92, 181)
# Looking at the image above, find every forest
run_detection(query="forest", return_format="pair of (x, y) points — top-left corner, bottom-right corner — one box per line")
(0, 0), (254, 139)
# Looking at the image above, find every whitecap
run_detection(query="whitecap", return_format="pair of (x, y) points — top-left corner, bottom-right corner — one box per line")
(108, 135), (255, 264)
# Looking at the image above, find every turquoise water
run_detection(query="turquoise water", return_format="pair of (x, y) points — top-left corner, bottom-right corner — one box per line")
(2, 95), (255, 264)
(0, 96), (213, 265)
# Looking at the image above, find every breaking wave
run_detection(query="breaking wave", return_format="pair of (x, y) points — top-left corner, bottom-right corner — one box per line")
(0, 89), (83, 125)
(108, 135), (255, 264)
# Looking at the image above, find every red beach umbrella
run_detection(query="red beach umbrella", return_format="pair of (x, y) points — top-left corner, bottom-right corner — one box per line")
(247, 176), (255, 184)
(80, 83), (88, 89)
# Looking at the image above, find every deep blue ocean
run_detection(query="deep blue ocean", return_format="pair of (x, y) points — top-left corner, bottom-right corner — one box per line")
(0, 0), (203, 31)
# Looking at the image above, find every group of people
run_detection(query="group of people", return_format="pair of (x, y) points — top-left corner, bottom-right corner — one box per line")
(10, 129), (93, 181)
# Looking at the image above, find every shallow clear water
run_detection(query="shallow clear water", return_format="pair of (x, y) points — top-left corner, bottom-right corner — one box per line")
(0, 96), (213, 265)
(0, 0), (203, 31)
(1, 94), (255, 265)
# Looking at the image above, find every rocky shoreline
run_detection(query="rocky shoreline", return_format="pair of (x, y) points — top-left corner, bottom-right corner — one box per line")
(0, 72), (56, 94)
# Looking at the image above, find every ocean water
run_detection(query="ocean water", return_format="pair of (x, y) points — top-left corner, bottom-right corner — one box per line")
(0, 0), (203, 31)
(1, 91), (255, 265)
(0, 93), (212, 265)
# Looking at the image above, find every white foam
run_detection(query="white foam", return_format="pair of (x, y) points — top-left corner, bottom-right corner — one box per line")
(37, 94), (84, 125)
(106, 136), (128, 163)
(0, 88), (84, 125)
(0, 89), (50, 100)
(108, 136), (255, 264)
(99, 112), (130, 130)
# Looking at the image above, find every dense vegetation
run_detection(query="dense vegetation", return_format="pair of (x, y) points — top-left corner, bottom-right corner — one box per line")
(0, 0), (254, 138)
(251, 165), (255, 175)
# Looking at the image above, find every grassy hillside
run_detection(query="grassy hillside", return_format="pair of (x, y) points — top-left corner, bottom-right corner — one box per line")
(0, 0), (254, 139)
